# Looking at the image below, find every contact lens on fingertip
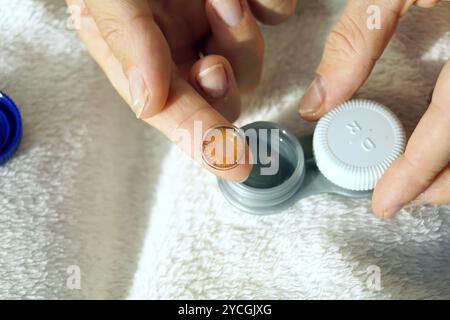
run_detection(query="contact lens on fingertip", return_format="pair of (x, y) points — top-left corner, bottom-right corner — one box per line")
(202, 125), (247, 171)
(0, 92), (22, 165)
(218, 122), (307, 214)
(313, 100), (406, 191)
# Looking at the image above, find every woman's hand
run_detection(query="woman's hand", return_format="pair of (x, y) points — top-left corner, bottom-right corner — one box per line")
(66, 0), (297, 181)
(298, 0), (450, 218)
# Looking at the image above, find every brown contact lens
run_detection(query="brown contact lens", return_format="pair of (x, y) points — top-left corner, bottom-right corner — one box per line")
(202, 125), (246, 170)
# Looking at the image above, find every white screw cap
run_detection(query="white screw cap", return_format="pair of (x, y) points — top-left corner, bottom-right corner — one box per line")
(313, 100), (406, 191)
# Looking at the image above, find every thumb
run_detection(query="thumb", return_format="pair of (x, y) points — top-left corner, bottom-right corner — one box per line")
(298, 0), (409, 121)
(85, 0), (171, 118)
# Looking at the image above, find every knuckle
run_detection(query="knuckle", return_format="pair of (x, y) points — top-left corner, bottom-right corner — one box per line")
(97, 17), (124, 45)
(327, 29), (359, 60)
(326, 14), (364, 60)
(97, 12), (153, 46)
(324, 12), (378, 72)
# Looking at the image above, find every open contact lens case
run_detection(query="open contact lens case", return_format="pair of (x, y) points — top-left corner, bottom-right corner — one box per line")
(218, 100), (406, 215)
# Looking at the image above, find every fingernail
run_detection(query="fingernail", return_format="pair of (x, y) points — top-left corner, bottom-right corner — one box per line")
(127, 68), (150, 119)
(382, 195), (429, 218)
(380, 204), (404, 219)
(299, 74), (326, 117)
(211, 0), (243, 28)
(197, 64), (229, 99)
(238, 166), (253, 183)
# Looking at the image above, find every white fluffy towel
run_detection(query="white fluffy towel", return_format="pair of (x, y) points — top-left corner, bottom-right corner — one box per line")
(1, 0), (450, 299)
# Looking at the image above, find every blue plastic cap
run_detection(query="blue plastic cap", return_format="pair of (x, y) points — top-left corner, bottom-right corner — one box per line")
(0, 92), (22, 165)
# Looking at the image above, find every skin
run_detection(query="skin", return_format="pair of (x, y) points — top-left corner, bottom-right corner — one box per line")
(67, 0), (448, 218)
(66, 0), (297, 182)
(299, 0), (450, 218)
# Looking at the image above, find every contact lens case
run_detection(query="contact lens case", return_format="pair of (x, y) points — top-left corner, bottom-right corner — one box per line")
(314, 100), (405, 191)
(218, 99), (406, 215)
(0, 92), (22, 165)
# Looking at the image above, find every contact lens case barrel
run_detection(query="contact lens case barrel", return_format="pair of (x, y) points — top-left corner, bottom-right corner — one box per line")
(218, 99), (406, 215)
(219, 121), (308, 214)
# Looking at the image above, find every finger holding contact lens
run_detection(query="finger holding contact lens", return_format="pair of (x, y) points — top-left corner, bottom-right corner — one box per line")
(202, 125), (248, 172)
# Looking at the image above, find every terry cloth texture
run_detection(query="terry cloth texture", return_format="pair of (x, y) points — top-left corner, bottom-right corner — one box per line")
(0, 0), (449, 299)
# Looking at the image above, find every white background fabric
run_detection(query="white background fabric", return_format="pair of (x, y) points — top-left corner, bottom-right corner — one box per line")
(0, 0), (449, 299)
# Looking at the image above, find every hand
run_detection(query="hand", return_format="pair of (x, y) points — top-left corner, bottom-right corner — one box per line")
(66, 0), (297, 181)
(298, 0), (450, 218)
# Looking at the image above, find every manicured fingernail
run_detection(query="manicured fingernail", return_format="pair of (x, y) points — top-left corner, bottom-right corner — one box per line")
(211, 0), (243, 27)
(299, 74), (326, 117)
(128, 68), (150, 119)
(197, 64), (229, 99)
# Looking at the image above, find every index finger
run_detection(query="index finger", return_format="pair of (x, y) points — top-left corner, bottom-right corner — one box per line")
(69, 3), (252, 181)
(148, 72), (253, 182)
(298, 0), (442, 121)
